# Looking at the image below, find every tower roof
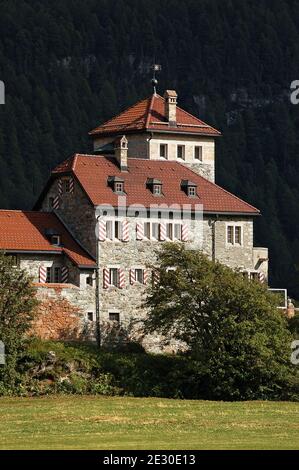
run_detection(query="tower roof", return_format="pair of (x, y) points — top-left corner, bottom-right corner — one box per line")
(89, 94), (221, 137)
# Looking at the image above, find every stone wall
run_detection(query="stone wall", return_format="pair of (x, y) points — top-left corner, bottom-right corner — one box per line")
(41, 178), (97, 258)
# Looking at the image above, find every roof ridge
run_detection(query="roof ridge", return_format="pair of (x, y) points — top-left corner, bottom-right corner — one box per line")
(175, 162), (259, 212)
(89, 95), (153, 134)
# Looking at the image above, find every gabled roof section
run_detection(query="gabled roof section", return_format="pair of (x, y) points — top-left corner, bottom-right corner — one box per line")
(50, 154), (259, 215)
(0, 210), (95, 267)
(89, 94), (221, 137)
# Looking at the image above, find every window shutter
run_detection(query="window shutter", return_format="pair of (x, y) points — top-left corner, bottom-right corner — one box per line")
(181, 223), (189, 242)
(152, 270), (160, 286)
(98, 220), (106, 241)
(61, 266), (69, 283)
(118, 268), (125, 289)
(39, 265), (47, 283)
(136, 222), (144, 240)
(53, 195), (60, 210)
(103, 268), (109, 289)
(143, 269), (148, 285)
(258, 272), (266, 284)
(122, 220), (129, 242)
(159, 223), (166, 241)
(129, 268), (135, 285)
(69, 177), (74, 194)
(58, 178), (63, 195)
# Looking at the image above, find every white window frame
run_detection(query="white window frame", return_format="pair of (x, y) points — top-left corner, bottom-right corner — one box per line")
(194, 145), (203, 161)
(159, 143), (168, 159)
(177, 145), (185, 160)
(226, 223), (243, 246)
(108, 311), (120, 323)
(166, 222), (182, 241)
(105, 220), (122, 241)
(108, 267), (119, 287)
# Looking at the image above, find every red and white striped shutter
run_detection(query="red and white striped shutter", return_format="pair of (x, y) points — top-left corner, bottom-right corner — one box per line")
(53, 195), (60, 210)
(153, 270), (160, 286)
(129, 268), (135, 285)
(61, 266), (69, 283)
(39, 265), (47, 284)
(118, 268), (125, 289)
(259, 272), (266, 284)
(69, 177), (74, 194)
(103, 268), (109, 289)
(159, 223), (166, 241)
(58, 178), (63, 195)
(181, 223), (189, 242)
(122, 219), (129, 242)
(136, 222), (144, 240)
(98, 220), (106, 242)
(143, 269), (148, 285)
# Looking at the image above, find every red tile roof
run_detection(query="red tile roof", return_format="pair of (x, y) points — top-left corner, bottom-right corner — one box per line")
(51, 155), (259, 215)
(89, 94), (221, 137)
(0, 211), (95, 267)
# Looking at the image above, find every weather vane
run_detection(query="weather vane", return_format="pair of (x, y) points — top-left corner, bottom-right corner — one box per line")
(151, 64), (161, 94)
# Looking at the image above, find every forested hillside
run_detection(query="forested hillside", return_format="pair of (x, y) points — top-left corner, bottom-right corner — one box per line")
(0, 0), (299, 294)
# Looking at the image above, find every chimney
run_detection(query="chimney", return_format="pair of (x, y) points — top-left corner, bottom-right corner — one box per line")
(164, 90), (178, 126)
(114, 135), (128, 171)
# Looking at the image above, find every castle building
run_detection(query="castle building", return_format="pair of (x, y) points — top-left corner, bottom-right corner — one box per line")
(0, 90), (268, 349)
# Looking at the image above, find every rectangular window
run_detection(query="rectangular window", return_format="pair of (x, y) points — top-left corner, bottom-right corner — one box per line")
(194, 146), (203, 161)
(6, 254), (19, 267)
(153, 184), (162, 195)
(46, 267), (51, 283)
(152, 223), (159, 240)
(235, 226), (242, 245)
(109, 268), (119, 287)
(51, 235), (60, 246)
(188, 186), (197, 197)
(63, 179), (71, 193)
(87, 312), (94, 322)
(49, 197), (54, 209)
(86, 276), (93, 286)
(135, 268), (144, 284)
(177, 145), (185, 160)
(160, 144), (167, 158)
(54, 267), (61, 283)
(144, 222), (151, 239)
(106, 221), (121, 240)
(174, 224), (182, 240)
(109, 312), (120, 322)
(227, 225), (242, 245)
(166, 223), (173, 240)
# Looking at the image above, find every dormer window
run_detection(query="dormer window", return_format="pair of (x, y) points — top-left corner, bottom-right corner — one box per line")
(181, 180), (197, 198)
(107, 176), (125, 193)
(147, 178), (163, 196)
(51, 235), (61, 246)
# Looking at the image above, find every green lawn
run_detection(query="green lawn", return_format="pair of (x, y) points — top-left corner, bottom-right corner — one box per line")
(0, 396), (298, 450)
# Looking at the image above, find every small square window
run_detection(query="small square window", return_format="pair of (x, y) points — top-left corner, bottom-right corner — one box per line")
(153, 184), (162, 195)
(86, 276), (93, 286)
(188, 186), (197, 197)
(109, 312), (120, 322)
(114, 182), (124, 193)
(160, 144), (167, 158)
(51, 235), (61, 246)
(194, 146), (203, 161)
(177, 145), (185, 160)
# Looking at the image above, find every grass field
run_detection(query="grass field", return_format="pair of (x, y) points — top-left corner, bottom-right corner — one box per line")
(0, 396), (298, 450)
